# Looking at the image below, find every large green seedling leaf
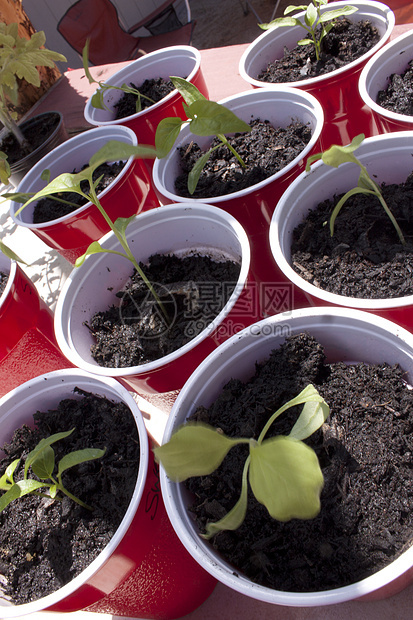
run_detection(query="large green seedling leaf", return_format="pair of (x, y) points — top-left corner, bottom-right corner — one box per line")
(249, 436), (324, 521)
(154, 423), (245, 481)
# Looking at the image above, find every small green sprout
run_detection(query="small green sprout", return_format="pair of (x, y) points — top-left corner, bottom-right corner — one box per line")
(306, 134), (406, 245)
(14, 140), (171, 322)
(82, 40), (155, 113)
(155, 77), (252, 194)
(0, 428), (106, 512)
(259, 0), (358, 61)
(155, 384), (329, 538)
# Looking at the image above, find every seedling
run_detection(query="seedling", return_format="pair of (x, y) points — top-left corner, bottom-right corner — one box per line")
(0, 23), (66, 151)
(259, 0), (358, 61)
(83, 40), (155, 113)
(14, 140), (171, 322)
(306, 133), (406, 245)
(155, 77), (252, 194)
(0, 428), (105, 512)
(155, 384), (329, 538)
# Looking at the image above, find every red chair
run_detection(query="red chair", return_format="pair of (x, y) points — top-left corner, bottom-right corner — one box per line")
(57, 0), (196, 65)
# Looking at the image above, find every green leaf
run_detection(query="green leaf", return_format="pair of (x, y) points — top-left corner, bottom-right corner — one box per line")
(188, 100), (251, 136)
(0, 480), (48, 513)
(297, 38), (314, 46)
(203, 458), (250, 539)
(289, 387), (330, 440)
(15, 172), (85, 215)
(57, 447), (106, 478)
(305, 133), (365, 171)
(91, 89), (106, 110)
(0, 240), (27, 264)
(249, 436), (324, 521)
(155, 116), (185, 158)
(49, 484), (58, 499)
(89, 141), (156, 169)
(113, 215), (137, 241)
(0, 459), (20, 489)
(74, 241), (104, 267)
(188, 148), (214, 194)
(0, 150), (10, 184)
(284, 5), (309, 14)
(318, 6), (358, 23)
(259, 16), (300, 29)
(25, 429), (75, 478)
(31, 445), (55, 480)
(170, 76), (207, 106)
(154, 423), (244, 482)
(305, 3), (318, 27)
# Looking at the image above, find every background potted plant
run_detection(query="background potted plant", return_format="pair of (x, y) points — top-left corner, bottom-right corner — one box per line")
(359, 28), (413, 133)
(152, 85), (323, 310)
(0, 367), (216, 618)
(0, 22), (68, 187)
(158, 305), (413, 606)
(238, 0), (395, 149)
(269, 130), (413, 331)
(8, 127), (158, 264)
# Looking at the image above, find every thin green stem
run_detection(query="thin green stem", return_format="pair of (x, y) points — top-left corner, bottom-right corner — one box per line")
(217, 134), (247, 168)
(88, 186), (171, 324)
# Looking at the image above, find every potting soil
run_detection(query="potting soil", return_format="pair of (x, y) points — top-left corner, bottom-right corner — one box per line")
(376, 58), (413, 115)
(291, 171), (413, 298)
(87, 252), (241, 367)
(174, 118), (312, 198)
(185, 332), (413, 591)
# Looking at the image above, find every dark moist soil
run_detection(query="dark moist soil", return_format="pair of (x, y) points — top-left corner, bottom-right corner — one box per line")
(0, 388), (139, 605)
(114, 78), (175, 119)
(185, 332), (413, 592)
(174, 118), (312, 199)
(0, 113), (60, 165)
(258, 18), (380, 83)
(377, 58), (413, 115)
(291, 172), (413, 298)
(32, 161), (126, 223)
(0, 271), (7, 297)
(87, 252), (241, 368)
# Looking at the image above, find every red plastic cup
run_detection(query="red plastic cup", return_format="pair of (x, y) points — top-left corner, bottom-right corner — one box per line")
(9, 126), (159, 265)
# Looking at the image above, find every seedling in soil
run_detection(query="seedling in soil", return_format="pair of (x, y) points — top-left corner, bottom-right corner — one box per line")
(259, 0), (358, 61)
(306, 133), (406, 245)
(0, 23), (66, 156)
(155, 77), (252, 194)
(155, 384), (329, 538)
(82, 40), (155, 113)
(0, 428), (106, 511)
(15, 140), (171, 322)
